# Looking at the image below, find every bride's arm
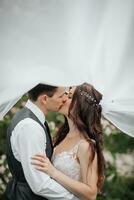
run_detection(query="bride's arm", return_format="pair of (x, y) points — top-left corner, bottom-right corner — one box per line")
(31, 142), (98, 200)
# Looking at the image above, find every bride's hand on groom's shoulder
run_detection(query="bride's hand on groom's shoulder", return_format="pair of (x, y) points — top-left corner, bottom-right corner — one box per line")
(31, 154), (58, 178)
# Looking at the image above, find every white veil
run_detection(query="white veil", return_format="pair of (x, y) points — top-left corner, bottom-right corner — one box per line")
(0, 0), (134, 137)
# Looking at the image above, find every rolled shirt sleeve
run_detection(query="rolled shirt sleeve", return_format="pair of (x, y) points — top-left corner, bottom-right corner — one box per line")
(11, 118), (77, 200)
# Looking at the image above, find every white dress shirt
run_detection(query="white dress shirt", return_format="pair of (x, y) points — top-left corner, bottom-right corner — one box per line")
(10, 100), (76, 200)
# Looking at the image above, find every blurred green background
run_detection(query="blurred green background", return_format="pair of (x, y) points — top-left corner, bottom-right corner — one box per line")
(0, 97), (134, 200)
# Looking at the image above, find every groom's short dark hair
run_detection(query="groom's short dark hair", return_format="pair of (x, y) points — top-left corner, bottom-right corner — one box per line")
(28, 84), (58, 101)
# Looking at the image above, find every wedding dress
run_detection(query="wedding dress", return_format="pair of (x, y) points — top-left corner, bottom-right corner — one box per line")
(52, 140), (85, 200)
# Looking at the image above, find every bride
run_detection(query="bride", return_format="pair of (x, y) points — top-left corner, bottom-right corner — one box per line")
(31, 83), (105, 200)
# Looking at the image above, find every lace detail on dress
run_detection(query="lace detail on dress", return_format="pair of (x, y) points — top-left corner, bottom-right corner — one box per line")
(52, 140), (85, 181)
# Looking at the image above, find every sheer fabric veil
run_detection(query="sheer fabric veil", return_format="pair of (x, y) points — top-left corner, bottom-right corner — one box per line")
(0, 0), (134, 137)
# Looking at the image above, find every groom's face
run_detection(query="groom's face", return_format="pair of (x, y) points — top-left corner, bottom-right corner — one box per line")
(45, 87), (68, 112)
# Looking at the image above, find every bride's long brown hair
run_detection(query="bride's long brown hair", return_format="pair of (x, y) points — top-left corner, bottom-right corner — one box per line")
(54, 83), (105, 191)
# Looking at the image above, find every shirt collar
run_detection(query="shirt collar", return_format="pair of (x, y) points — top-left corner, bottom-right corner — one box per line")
(25, 100), (45, 125)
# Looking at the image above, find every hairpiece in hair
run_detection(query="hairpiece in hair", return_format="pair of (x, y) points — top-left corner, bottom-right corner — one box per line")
(79, 89), (98, 107)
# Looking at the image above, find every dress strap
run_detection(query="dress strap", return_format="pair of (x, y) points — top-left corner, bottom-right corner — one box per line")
(72, 139), (86, 155)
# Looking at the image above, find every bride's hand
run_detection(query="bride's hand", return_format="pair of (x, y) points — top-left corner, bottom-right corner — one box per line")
(31, 154), (58, 178)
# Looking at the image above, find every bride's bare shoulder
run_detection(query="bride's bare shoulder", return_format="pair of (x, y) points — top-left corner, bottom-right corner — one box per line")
(77, 139), (96, 159)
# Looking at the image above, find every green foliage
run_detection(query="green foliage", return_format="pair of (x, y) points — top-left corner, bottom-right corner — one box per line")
(0, 116), (10, 155)
(104, 130), (134, 156)
(98, 175), (134, 200)
(101, 162), (134, 199)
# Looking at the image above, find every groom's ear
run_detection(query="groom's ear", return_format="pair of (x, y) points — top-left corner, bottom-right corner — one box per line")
(38, 94), (47, 105)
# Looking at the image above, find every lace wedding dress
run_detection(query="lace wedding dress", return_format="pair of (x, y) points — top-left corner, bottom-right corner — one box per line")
(52, 140), (84, 200)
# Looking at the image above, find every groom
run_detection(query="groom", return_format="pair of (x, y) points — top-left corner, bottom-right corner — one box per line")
(5, 84), (75, 200)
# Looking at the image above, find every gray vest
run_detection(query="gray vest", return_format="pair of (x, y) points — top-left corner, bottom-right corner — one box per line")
(5, 107), (53, 200)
